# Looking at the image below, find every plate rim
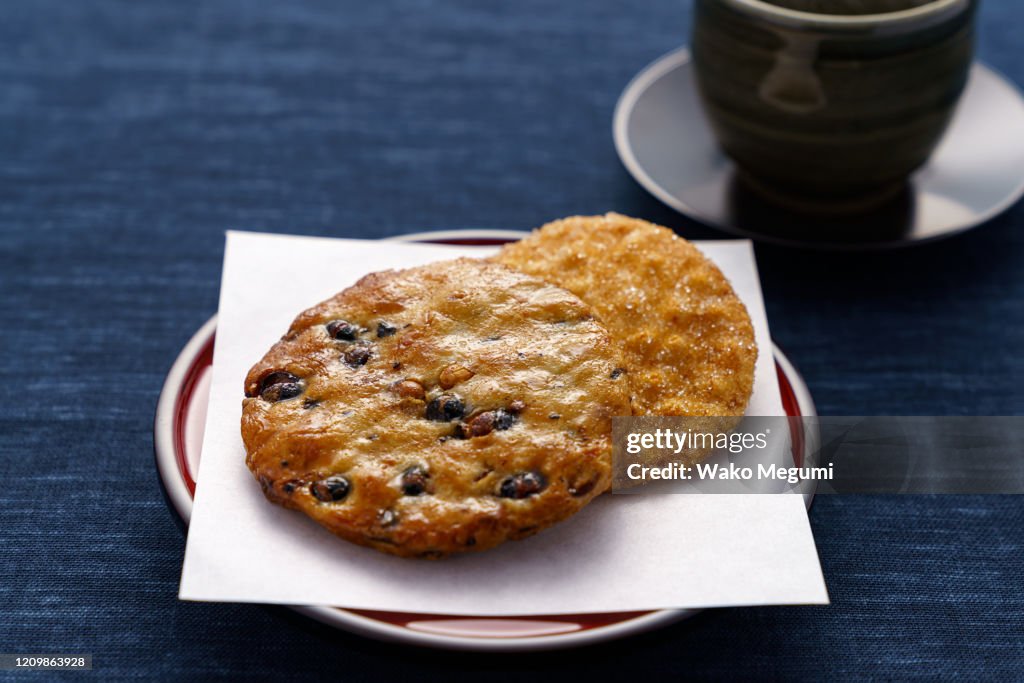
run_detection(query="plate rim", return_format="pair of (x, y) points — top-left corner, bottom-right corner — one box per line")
(613, 47), (1024, 250)
(154, 229), (819, 651)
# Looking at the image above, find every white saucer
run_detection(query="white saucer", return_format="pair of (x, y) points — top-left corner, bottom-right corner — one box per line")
(614, 49), (1024, 249)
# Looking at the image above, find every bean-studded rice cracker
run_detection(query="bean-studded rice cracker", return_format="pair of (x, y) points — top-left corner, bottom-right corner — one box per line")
(241, 258), (632, 558)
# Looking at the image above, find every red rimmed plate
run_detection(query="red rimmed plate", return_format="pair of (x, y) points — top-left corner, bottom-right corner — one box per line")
(154, 229), (818, 651)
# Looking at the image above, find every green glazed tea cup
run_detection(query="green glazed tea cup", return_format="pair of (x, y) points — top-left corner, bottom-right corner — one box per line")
(692, 0), (977, 211)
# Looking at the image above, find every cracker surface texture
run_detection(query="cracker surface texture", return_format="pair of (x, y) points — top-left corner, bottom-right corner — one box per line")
(242, 258), (632, 558)
(494, 213), (757, 420)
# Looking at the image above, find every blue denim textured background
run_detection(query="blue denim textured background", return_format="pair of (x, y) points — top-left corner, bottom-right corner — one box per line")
(0, 1), (1021, 679)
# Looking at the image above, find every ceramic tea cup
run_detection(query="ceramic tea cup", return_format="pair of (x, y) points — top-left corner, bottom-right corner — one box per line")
(692, 0), (976, 211)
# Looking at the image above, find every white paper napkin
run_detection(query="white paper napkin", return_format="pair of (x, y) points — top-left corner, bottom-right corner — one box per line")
(178, 231), (829, 614)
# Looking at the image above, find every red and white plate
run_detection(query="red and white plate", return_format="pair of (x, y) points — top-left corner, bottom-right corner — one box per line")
(154, 230), (818, 651)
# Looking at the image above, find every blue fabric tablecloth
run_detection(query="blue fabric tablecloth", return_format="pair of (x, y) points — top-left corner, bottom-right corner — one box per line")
(1, 1), (1021, 680)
